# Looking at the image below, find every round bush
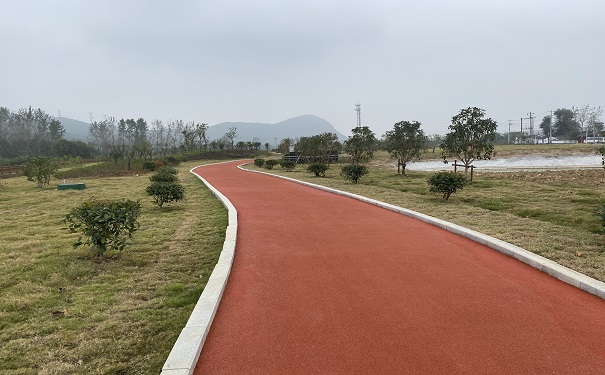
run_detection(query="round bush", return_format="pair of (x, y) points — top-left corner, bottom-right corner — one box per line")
(307, 162), (328, 177)
(280, 160), (296, 171)
(428, 171), (468, 200)
(254, 158), (265, 167)
(150, 166), (179, 183)
(146, 182), (185, 208)
(264, 160), (279, 170)
(64, 198), (141, 258)
(340, 164), (368, 183)
(142, 161), (156, 172)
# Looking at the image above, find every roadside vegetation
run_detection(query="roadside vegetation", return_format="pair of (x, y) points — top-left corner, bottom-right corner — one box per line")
(0, 160), (227, 374)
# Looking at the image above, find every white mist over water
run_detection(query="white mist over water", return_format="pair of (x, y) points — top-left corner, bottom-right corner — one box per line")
(407, 155), (603, 172)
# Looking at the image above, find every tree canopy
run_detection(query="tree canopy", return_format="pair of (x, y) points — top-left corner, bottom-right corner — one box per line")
(0, 107), (66, 158)
(294, 133), (341, 163)
(343, 126), (377, 164)
(384, 121), (427, 175)
(440, 107), (497, 170)
(553, 108), (580, 139)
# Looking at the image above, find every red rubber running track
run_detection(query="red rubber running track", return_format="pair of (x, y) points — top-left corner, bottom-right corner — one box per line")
(193, 161), (605, 374)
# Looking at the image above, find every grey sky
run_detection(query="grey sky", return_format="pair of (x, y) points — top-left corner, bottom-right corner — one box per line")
(1, 0), (603, 137)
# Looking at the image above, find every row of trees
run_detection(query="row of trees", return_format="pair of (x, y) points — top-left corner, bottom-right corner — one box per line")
(6, 104), (579, 164)
(281, 107), (496, 178)
(88, 117), (252, 166)
(539, 106), (604, 140)
(0, 105), (253, 163)
(0, 107), (68, 158)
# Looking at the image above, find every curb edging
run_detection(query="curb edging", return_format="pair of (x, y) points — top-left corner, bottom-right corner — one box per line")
(240, 164), (605, 301)
(160, 163), (238, 375)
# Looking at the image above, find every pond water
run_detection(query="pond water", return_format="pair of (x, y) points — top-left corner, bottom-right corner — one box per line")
(407, 155), (603, 172)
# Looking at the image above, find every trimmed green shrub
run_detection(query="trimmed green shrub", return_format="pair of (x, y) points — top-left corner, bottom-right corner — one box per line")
(280, 160), (296, 171)
(428, 171), (468, 200)
(146, 181), (185, 208)
(264, 160), (278, 170)
(147, 166), (184, 207)
(340, 164), (368, 183)
(64, 198), (141, 258)
(23, 156), (59, 190)
(307, 162), (328, 177)
(163, 156), (180, 166)
(150, 166), (178, 183)
(156, 166), (178, 175)
(254, 158), (265, 167)
(142, 161), (157, 172)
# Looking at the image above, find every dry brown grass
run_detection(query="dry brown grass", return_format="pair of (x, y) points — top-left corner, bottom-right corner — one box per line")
(0, 161), (227, 374)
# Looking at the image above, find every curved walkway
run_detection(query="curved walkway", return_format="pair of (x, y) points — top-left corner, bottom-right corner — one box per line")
(193, 161), (605, 374)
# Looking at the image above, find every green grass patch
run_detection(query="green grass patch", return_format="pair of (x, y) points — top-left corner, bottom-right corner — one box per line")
(0, 160), (227, 374)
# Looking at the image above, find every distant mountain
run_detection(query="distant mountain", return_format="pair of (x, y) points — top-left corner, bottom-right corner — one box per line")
(57, 117), (89, 141)
(206, 115), (347, 143)
(56, 114), (347, 144)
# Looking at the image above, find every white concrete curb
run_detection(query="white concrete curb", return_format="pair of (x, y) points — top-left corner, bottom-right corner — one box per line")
(240, 164), (605, 301)
(161, 162), (238, 375)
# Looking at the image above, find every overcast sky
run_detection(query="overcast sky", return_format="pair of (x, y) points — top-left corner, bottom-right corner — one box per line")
(1, 0), (603, 137)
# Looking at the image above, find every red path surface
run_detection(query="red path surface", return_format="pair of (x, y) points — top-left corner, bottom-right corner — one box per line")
(193, 161), (605, 374)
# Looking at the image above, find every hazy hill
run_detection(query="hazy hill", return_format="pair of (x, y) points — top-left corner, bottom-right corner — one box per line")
(57, 117), (90, 141)
(57, 114), (347, 144)
(206, 115), (347, 143)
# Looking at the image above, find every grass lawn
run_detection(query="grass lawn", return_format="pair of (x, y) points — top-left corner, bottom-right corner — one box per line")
(0, 161), (227, 374)
(2, 144), (604, 373)
(249, 151), (605, 283)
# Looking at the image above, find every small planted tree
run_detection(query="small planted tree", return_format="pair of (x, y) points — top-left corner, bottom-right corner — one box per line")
(340, 164), (368, 183)
(23, 156), (59, 190)
(64, 198), (141, 258)
(343, 126), (377, 164)
(254, 158), (265, 168)
(146, 183), (185, 208)
(440, 107), (497, 173)
(307, 162), (328, 177)
(383, 121), (427, 175)
(280, 160), (296, 171)
(146, 166), (185, 208)
(428, 172), (468, 200)
(264, 160), (278, 170)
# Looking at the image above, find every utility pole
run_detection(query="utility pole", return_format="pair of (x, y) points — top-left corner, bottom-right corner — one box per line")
(520, 118), (523, 144)
(508, 119), (512, 144)
(89, 112), (94, 124)
(549, 110), (553, 144)
(527, 112), (534, 144)
(354, 102), (361, 128)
